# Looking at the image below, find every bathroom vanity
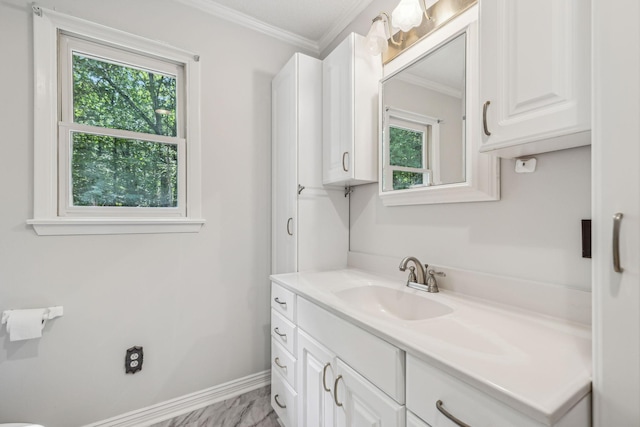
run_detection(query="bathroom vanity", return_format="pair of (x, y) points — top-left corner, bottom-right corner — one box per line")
(269, 269), (591, 427)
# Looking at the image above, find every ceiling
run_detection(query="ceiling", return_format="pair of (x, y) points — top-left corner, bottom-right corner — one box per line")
(175, 0), (374, 54)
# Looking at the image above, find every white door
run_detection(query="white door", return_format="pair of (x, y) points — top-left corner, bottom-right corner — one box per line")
(334, 359), (404, 427)
(323, 35), (353, 185)
(297, 330), (337, 427)
(592, 0), (640, 425)
(272, 56), (298, 274)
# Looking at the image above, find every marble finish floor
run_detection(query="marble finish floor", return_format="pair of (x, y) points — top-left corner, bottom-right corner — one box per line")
(150, 385), (279, 427)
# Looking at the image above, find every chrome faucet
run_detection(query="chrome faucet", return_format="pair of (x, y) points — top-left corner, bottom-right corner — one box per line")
(399, 256), (445, 293)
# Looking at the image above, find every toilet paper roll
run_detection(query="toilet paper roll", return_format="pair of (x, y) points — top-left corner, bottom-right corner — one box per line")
(6, 309), (47, 342)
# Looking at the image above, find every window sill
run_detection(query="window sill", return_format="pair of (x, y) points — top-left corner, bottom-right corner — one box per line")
(27, 218), (206, 236)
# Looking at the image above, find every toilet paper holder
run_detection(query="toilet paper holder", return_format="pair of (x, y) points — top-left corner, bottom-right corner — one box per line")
(1, 306), (64, 325)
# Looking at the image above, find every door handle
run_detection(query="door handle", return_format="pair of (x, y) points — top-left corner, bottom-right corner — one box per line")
(322, 363), (331, 392)
(286, 218), (293, 236)
(613, 213), (624, 273)
(482, 101), (491, 136)
(333, 375), (344, 407)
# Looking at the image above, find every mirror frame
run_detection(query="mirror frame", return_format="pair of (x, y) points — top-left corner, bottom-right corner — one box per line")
(378, 6), (499, 206)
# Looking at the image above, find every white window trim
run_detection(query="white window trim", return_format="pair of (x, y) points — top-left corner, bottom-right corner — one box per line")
(383, 107), (442, 191)
(28, 6), (204, 235)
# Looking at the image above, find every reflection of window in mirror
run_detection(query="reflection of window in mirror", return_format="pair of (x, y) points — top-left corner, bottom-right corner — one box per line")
(384, 108), (441, 191)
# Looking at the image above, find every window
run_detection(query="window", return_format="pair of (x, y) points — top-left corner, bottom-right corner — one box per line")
(29, 7), (203, 235)
(383, 108), (441, 191)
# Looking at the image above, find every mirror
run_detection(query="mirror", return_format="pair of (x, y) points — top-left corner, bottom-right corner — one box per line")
(378, 14), (499, 205)
(382, 33), (466, 192)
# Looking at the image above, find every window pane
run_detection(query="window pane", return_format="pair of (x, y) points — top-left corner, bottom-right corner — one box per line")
(71, 132), (178, 207)
(73, 54), (177, 137)
(393, 171), (423, 190)
(389, 126), (424, 168)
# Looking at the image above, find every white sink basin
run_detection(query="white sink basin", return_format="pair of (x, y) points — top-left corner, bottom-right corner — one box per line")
(335, 285), (453, 321)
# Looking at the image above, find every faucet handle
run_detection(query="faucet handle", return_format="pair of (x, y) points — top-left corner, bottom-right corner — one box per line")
(407, 266), (418, 285)
(428, 269), (446, 277)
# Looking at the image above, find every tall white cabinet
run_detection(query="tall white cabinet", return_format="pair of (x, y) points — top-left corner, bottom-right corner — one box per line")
(323, 33), (381, 186)
(592, 0), (640, 425)
(272, 53), (349, 275)
(478, 0), (591, 158)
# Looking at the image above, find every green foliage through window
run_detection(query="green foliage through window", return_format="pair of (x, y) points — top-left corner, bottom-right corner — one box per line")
(72, 133), (178, 207)
(70, 51), (180, 208)
(389, 126), (423, 168)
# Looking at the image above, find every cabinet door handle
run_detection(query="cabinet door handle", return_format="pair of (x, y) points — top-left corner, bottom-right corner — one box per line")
(436, 400), (471, 427)
(274, 297), (287, 307)
(342, 152), (349, 172)
(273, 327), (287, 340)
(274, 357), (287, 370)
(322, 363), (331, 392)
(274, 394), (287, 409)
(482, 101), (491, 136)
(613, 213), (624, 273)
(333, 375), (344, 407)
(286, 218), (293, 236)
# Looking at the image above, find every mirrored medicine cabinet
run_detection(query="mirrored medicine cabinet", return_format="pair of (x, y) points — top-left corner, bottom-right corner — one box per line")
(378, 9), (499, 206)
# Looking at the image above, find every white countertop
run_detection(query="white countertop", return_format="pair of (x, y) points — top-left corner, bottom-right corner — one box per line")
(270, 268), (592, 425)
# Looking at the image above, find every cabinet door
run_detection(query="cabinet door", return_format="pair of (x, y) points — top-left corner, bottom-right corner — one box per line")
(334, 359), (405, 427)
(323, 35), (354, 185)
(272, 56), (298, 274)
(479, 0), (590, 157)
(297, 330), (336, 427)
(592, 0), (640, 425)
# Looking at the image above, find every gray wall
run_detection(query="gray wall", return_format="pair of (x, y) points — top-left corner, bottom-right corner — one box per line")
(0, 0), (297, 425)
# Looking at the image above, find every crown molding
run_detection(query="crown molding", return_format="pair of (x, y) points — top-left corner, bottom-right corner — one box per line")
(395, 72), (463, 98)
(175, 0), (321, 54)
(317, 0), (374, 52)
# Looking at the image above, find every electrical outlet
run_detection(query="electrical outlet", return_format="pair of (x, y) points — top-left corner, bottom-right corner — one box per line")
(125, 346), (143, 374)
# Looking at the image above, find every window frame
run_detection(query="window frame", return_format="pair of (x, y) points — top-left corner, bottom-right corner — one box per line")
(29, 7), (204, 235)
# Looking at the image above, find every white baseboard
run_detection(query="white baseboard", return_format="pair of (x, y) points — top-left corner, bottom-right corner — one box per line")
(83, 370), (270, 427)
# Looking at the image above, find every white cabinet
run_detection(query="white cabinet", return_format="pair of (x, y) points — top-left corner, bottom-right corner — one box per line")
(323, 33), (381, 186)
(272, 53), (348, 274)
(297, 330), (336, 427)
(478, 0), (591, 158)
(334, 359), (405, 427)
(271, 283), (298, 427)
(406, 354), (590, 427)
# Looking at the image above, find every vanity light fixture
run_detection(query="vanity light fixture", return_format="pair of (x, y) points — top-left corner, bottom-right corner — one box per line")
(366, 0), (476, 64)
(392, 0), (430, 32)
(365, 12), (401, 55)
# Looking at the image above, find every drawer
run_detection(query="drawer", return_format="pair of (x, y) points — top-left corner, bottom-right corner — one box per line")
(297, 297), (405, 403)
(271, 309), (296, 355)
(271, 282), (296, 322)
(272, 370), (297, 427)
(271, 338), (296, 389)
(406, 354), (591, 427)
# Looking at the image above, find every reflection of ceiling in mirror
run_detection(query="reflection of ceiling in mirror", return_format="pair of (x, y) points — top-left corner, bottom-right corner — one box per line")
(396, 34), (465, 98)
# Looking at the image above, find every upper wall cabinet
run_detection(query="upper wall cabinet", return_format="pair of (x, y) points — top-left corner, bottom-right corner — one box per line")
(323, 33), (382, 186)
(479, 0), (591, 158)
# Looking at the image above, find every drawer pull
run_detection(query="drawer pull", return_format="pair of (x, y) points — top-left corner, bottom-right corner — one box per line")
(322, 363), (331, 392)
(274, 297), (287, 307)
(273, 327), (287, 340)
(274, 357), (287, 370)
(436, 400), (471, 427)
(613, 212), (624, 273)
(333, 375), (344, 407)
(274, 394), (287, 409)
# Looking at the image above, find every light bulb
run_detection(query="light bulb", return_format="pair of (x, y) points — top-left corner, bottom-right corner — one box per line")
(365, 18), (389, 55)
(392, 0), (424, 32)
